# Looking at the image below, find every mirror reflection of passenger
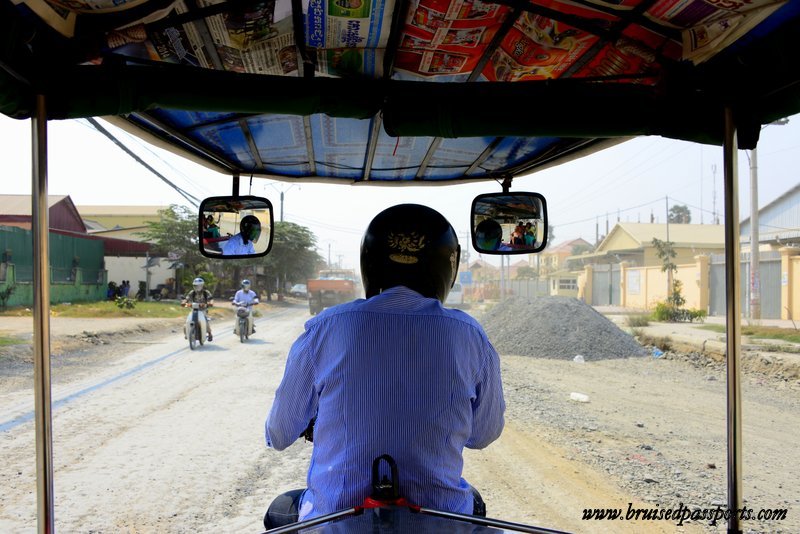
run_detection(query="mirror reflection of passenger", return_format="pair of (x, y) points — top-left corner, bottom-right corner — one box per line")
(524, 221), (536, 246)
(475, 218), (512, 251)
(203, 215), (220, 239)
(222, 215), (261, 255)
(512, 220), (526, 245)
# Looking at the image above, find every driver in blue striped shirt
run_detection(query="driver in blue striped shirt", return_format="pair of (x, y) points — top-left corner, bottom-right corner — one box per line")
(264, 204), (505, 528)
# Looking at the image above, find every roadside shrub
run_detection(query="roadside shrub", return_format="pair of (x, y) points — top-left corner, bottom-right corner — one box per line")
(626, 314), (650, 327)
(653, 302), (676, 322)
(0, 283), (15, 311)
(115, 296), (136, 309)
(653, 302), (707, 323)
(686, 308), (707, 323)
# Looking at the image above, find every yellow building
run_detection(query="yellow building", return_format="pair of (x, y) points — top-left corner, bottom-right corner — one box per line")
(77, 205), (169, 242)
(76, 205), (176, 295)
(535, 237), (592, 273)
(569, 223), (725, 269)
(569, 223), (725, 308)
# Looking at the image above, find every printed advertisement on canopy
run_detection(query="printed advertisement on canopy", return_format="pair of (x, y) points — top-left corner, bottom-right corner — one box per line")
(394, 0), (511, 78)
(304, 0), (395, 77)
(96, 0), (301, 75)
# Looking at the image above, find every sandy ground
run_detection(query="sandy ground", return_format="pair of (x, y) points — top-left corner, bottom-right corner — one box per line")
(0, 304), (797, 533)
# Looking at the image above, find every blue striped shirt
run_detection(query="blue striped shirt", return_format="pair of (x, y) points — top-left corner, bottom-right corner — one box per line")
(265, 285), (505, 519)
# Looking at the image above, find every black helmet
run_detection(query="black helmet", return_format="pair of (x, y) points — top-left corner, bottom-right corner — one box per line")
(475, 218), (503, 250)
(360, 204), (460, 303)
(240, 215), (261, 244)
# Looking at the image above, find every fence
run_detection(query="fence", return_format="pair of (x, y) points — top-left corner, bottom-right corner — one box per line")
(709, 251), (782, 319)
(0, 263), (107, 307)
(0, 225), (108, 306)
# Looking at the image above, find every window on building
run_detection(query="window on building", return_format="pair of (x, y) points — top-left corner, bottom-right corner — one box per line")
(558, 278), (577, 290)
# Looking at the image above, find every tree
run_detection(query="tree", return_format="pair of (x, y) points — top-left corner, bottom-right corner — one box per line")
(652, 237), (685, 311)
(668, 204), (691, 224)
(571, 243), (593, 256)
(138, 204), (208, 290)
(515, 266), (537, 279)
(262, 222), (324, 293)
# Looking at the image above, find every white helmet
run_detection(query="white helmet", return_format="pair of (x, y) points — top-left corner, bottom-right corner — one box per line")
(241, 279), (251, 290)
(193, 277), (205, 291)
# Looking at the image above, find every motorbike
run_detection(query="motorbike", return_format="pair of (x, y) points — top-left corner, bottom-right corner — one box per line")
(233, 300), (257, 342)
(184, 302), (209, 350)
(261, 455), (560, 534)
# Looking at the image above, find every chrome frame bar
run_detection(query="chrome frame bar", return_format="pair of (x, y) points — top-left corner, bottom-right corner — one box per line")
(32, 94), (55, 534)
(723, 107), (743, 533)
(262, 507), (360, 533)
(418, 507), (569, 533)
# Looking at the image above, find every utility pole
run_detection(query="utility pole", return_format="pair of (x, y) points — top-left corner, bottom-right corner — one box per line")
(712, 164), (718, 224)
(595, 217), (599, 246)
(747, 118), (788, 320)
(665, 196), (672, 301)
(749, 148), (760, 320)
(700, 147), (704, 224)
(266, 183), (298, 222)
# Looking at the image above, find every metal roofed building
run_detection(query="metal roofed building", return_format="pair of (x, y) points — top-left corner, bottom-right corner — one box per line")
(77, 205), (169, 242)
(75, 205), (177, 297)
(740, 182), (800, 248)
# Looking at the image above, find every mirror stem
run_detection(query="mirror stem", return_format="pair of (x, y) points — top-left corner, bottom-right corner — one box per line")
(232, 173), (240, 197)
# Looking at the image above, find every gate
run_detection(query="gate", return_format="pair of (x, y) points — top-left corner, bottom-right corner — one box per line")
(591, 264), (620, 306)
(508, 279), (548, 298)
(709, 252), (782, 319)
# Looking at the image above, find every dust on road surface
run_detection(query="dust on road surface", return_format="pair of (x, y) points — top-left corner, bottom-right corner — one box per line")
(1, 302), (797, 533)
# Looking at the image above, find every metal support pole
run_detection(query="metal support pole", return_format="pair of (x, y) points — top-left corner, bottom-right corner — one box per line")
(32, 94), (55, 534)
(722, 107), (743, 534)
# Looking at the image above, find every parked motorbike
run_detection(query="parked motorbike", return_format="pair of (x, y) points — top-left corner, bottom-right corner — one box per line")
(232, 299), (258, 342)
(184, 302), (209, 350)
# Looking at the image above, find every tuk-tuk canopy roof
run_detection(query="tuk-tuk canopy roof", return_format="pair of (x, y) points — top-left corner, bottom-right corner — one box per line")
(1, 0), (799, 184)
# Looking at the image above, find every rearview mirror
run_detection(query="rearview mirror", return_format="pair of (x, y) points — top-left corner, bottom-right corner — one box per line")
(199, 196), (274, 258)
(471, 193), (547, 254)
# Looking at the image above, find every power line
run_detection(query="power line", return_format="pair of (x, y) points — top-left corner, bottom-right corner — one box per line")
(83, 118), (202, 207)
(76, 118), (216, 201)
(555, 197), (666, 228)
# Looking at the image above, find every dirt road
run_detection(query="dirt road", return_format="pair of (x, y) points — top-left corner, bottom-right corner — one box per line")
(0, 304), (796, 532)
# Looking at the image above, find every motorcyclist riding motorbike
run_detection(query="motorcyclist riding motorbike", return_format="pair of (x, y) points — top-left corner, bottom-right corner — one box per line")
(232, 279), (259, 336)
(182, 277), (214, 341)
(263, 204), (505, 528)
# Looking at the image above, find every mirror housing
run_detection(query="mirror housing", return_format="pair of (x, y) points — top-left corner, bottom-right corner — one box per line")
(471, 192), (547, 254)
(199, 196), (274, 259)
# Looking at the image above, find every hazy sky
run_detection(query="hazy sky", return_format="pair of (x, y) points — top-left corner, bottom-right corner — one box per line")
(1, 112), (798, 270)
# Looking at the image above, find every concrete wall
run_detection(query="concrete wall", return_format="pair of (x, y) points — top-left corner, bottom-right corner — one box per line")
(104, 256), (174, 290)
(783, 248), (800, 320)
(583, 255), (710, 312)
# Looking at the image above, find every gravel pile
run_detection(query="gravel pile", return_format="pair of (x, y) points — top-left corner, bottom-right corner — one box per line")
(481, 296), (645, 360)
